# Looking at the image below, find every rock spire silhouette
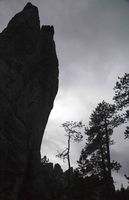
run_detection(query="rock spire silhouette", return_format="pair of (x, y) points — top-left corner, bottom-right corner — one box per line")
(0, 2), (58, 199)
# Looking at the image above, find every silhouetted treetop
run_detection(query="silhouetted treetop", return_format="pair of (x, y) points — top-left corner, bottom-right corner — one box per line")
(114, 73), (129, 109)
(114, 73), (129, 139)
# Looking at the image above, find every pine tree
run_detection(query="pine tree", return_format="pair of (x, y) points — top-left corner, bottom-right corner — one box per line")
(114, 73), (129, 138)
(78, 101), (123, 192)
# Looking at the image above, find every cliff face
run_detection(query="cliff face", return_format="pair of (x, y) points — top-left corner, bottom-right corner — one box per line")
(0, 2), (58, 199)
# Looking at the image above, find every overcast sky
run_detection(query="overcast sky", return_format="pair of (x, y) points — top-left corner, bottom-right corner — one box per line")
(0, 0), (129, 189)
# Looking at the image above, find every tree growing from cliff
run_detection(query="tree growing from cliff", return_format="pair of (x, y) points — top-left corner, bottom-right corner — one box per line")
(78, 101), (122, 189)
(56, 121), (84, 186)
(113, 73), (129, 138)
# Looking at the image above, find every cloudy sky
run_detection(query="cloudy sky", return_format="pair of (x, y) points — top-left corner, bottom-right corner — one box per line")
(0, 0), (129, 189)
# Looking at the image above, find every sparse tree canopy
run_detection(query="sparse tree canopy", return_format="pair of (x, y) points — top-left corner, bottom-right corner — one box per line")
(56, 121), (84, 165)
(56, 121), (84, 187)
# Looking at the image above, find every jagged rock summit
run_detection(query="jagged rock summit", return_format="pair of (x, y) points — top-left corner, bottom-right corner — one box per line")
(0, 2), (58, 200)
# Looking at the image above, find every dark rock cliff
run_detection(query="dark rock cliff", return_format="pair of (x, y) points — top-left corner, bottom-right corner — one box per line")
(0, 2), (58, 200)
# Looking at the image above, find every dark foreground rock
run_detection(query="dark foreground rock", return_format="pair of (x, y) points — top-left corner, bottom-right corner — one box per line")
(0, 2), (58, 200)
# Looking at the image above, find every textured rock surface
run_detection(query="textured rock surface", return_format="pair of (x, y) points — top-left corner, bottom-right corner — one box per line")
(0, 2), (58, 199)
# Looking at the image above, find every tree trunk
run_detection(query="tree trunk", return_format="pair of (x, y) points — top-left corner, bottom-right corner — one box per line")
(104, 118), (114, 199)
(67, 134), (71, 188)
(104, 118), (111, 179)
(100, 143), (107, 181)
